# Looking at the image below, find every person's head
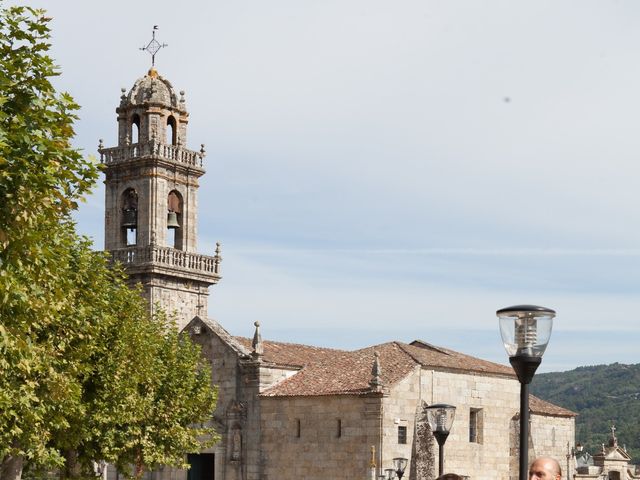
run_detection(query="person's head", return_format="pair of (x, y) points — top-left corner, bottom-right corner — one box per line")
(437, 475), (464, 480)
(529, 457), (562, 480)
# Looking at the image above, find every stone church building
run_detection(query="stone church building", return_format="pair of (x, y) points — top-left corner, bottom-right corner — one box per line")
(99, 67), (576, 480)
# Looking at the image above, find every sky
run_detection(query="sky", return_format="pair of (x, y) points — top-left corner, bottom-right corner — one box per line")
(17, 0), (640, 372)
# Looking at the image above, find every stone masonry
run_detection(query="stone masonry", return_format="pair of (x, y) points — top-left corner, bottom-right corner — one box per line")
(100, 68), (221, 330)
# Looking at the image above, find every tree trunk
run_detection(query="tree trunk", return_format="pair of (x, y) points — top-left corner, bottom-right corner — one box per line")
(63, 450), (82, 479)
(0, 454), (25, 480)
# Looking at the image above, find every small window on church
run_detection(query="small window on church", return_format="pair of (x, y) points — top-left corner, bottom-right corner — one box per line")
(398, 425), (407, 444)
(336, 419), (342, 438)
(131, 114), (140, 144)
(295, 419), (301, 438)
(167, 190), (183, 249)
(167, 116), (177, 145)
(469, 408), (483, 444)
(121, 188), (138, 247)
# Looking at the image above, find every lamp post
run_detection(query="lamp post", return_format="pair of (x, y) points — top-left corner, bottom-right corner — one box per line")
(426, 403), (456, 477)
(497, 305), (555, 480)
(566, 442), (584, 480)
(392, 457), (408, 479)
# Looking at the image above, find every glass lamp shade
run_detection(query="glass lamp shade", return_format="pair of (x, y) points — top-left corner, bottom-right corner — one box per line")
(385, 468), (396, 480)
(497, 305), (555, 358)
(576, 443), (584, 453)
(425, 403), (456, 434)
(393, 458), (408, 474)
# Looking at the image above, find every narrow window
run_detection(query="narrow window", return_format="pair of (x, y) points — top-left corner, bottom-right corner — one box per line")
(296, 419), (301, 438)
(336, 419), (342, 438)
(121, 188), (138, 247)
(398, 425), (407, 444)
(167, 116), (177, 145)
(167, 190), (182, 249)
(469, 408), (483, 444)
(131, 114), (140, 144)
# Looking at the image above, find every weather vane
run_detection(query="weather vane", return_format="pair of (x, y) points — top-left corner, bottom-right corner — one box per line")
(140, 25), (167, 67)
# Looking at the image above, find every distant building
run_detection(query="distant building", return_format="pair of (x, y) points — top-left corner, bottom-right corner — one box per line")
(575, 427), (640, 480)
(101, 67), (576, 480)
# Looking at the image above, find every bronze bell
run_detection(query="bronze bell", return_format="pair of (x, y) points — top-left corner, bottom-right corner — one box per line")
(167, 211), (180, 229)
(122, 208), (137, 228)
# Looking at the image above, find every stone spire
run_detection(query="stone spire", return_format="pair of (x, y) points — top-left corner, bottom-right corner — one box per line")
(369, 351), (383, 392)
(608, 424), (618, 448)
(99, 65), (222, 331)
(251, 321), (263, 358)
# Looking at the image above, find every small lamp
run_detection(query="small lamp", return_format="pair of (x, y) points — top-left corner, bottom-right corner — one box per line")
(393, 457), (408, 479)
(426, 404), (456, 476)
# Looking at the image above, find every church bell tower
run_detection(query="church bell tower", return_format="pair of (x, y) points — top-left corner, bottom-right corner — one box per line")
(99, 66), (221, 329)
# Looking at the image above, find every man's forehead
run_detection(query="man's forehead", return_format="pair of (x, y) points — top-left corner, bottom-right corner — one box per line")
(531, 459), (556, 472)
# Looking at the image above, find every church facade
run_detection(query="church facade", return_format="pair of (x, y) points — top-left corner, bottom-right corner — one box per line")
(100, 67), (576, 480)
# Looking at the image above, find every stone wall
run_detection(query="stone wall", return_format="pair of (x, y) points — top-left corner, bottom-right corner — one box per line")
(381, 369), (540, 480)
(530, 414), (575, 477)
(260, 394), (383, 480)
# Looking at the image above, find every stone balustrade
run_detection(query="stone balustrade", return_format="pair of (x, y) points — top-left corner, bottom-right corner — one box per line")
(111, 245), (221, 275)
(99, 141), (204, 168)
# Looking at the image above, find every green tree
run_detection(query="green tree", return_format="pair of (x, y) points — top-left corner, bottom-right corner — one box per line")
(0, 4), (99, 479)
(0, 6), (218, 480)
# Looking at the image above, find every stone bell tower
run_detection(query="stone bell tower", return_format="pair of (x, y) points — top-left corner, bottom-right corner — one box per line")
(99, 66), (221, 329)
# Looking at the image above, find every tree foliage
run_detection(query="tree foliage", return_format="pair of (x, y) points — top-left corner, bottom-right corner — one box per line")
(0, 5), (218, 480)
(0, 4), (99, 475)
(532, 363), (640, 464)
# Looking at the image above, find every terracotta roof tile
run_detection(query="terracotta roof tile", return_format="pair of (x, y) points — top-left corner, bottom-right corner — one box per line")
(259, 342), (417, 397)
(529, 394), (577, 417)
(405, 340), (515, 376)
(234, 337), (344, 368)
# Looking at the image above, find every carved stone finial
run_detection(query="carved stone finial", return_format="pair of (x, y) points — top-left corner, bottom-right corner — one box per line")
(214, 242), (222, 274)
(369, 351), (383, 391)
(609, 424), (618, 448)
(180, 90), (185, 103)
(200, 144), (206, 156)
(251, 321), (263, 357)
(120, 88), (126, 101)
(98, 138), (104, 150)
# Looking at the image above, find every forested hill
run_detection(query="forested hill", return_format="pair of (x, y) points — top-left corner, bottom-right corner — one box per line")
(531, 363), (640, 464)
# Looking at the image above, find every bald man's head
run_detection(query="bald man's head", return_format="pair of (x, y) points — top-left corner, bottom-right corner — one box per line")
(529, 457), (562, 480)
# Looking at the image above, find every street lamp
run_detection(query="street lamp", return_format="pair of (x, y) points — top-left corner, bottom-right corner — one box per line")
(393, 457), (408, 479)
(426, 403), (456, 477)
(385, 468), (396, 480)
(497, 305), (555, 480)
(566, 442), (584, 480)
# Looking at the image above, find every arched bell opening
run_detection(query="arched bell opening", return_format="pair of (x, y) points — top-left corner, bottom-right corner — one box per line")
(121, 188), (138, 247)
(167, 115), (177, 146)
(167, 190), (183, 249)
(131, 113), (140, 144)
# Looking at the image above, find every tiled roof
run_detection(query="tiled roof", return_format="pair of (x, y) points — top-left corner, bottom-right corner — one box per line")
(234, 336), (344, 369)
(529, 394), (577, 417)
(404, 340), (515, 376)
(234, 335), (515, 397)
(230, 335), (575, 416)
(259, 342), (419, 397)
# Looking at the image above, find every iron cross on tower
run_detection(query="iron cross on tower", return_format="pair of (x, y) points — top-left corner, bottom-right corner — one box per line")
(140, 26), (167, 67)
